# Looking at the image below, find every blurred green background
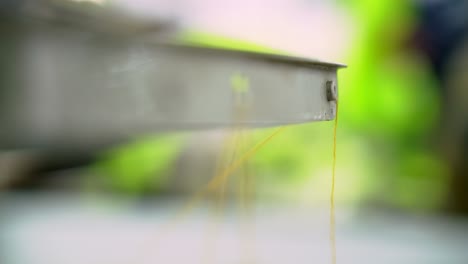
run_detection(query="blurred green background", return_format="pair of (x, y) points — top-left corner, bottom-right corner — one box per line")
(77, 0), (467, 214)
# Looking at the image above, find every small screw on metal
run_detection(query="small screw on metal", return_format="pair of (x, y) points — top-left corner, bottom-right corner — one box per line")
(326, 80), (337, 101)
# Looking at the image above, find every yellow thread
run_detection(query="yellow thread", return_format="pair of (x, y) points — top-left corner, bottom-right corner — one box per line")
(238, 129), (256, 264)
(201, 131), (239, 264)
(173, 126), (285, 219)
(126, 120), (283, 264)
(330, 102), (339, 264)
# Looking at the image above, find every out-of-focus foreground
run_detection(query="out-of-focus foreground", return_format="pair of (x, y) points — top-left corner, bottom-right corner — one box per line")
(1, 0), (468, 264)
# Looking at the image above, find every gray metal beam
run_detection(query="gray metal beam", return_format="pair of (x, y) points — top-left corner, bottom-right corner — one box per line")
(0, 1), (345, 150)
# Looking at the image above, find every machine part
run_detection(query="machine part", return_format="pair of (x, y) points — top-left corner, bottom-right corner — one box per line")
(0, 0), (345, 150)
(326, 80), (338, 102)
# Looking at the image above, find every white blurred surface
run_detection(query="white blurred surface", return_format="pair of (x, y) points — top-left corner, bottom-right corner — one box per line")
(112, 0), (353, 61)
(1, 194), (468, 264)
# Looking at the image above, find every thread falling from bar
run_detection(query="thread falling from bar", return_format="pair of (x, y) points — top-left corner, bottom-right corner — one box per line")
(330, 102), (339, 264)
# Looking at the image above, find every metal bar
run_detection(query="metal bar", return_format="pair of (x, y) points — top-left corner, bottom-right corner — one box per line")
(0, 3), (345, 150)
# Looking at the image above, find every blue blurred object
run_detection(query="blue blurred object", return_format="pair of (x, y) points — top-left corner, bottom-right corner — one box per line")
(414, 0), (468, 83)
